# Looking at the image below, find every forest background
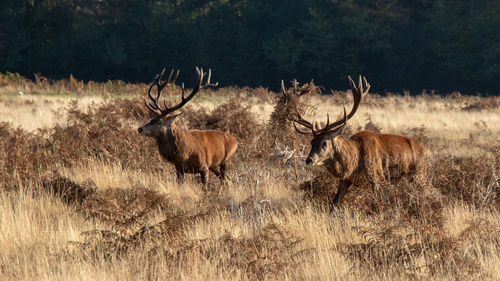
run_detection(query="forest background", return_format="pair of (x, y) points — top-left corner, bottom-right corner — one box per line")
(1, 0), (499, 94)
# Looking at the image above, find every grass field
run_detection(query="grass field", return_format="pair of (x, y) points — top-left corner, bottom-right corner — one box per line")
(0, 74), (499, 280)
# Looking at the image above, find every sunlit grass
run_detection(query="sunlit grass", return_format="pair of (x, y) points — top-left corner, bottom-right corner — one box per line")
(0, 77), (499, 280)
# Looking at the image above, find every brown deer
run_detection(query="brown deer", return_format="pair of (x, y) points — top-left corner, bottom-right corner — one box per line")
(294, 76), (427, 207)
(138, 67), (238, 188)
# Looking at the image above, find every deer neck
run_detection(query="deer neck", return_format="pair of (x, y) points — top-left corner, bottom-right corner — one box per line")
(156, 123), (190, 162)
(325, 137), (360, 180)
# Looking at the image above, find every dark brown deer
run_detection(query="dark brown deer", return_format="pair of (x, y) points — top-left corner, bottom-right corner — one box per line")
(294, 76), (427, 207)
(138, 67), (238, 188)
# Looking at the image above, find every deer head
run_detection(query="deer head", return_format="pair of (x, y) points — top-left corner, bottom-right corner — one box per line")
(138, 67), (217, 137)
(293, 76), (370, 165)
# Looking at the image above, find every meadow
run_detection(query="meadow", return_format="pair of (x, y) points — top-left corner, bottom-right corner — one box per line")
(0, 73), (499, 280)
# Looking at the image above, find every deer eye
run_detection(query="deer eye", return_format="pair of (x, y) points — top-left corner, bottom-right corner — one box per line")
(322, 142), (327, 149)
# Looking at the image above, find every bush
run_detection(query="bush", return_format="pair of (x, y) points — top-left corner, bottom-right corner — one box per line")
(268, 80), (320, 146)
(431, 154), (500, 209)
(0, 122), (56, 189)
(183, 99), (263, 159)
(50, 99), (164, 170)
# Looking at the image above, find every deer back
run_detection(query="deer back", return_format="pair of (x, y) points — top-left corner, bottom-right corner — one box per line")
(350, 131), (427, 182)
(188, 129), (238, 168)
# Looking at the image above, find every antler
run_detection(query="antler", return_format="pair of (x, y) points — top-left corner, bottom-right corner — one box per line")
(293, 75), (369, 135)
(145, 68), (179, 115)
(293, 114), (316, 135)
(145, 67), (218, 116)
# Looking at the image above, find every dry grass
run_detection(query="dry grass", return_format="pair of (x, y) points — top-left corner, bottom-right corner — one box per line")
(1, 75), (499, 280)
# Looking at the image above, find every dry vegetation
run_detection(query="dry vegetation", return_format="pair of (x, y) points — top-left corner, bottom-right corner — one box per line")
(1, 74), (499, 280)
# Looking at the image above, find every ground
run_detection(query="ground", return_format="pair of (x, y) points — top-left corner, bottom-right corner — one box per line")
(0, 74), (499, 280)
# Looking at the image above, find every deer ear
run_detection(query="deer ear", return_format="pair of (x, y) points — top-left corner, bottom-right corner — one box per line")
(171, 112), (183, 121)
(337, 123), (346, 134)
(164, 112), (183, 125)
(325, 124), (345, 139)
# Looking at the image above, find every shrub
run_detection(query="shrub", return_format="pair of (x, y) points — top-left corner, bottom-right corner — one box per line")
(268, 79), (320, 146)
(431, 154), (500, 209)
(183, 99), (263, 159)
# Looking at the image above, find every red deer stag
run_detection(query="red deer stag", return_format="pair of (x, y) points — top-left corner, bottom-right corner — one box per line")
(294, 76), (427, 207)
(138, 67), (238, 188)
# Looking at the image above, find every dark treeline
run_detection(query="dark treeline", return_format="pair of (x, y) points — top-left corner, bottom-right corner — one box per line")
(1, 0), (499, 94)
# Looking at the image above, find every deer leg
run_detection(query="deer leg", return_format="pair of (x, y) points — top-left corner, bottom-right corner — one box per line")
(210, 167), (222, 178)
(200, 168), (209, 190)
(175, 167), (185, 184)
(210, 165), (226, 195)
(219, 163), (227, 180)
(331, 180), (351, 209)
(212, 163), (228, 184)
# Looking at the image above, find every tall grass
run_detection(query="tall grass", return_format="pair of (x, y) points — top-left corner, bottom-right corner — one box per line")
(0, 75), (499, 280)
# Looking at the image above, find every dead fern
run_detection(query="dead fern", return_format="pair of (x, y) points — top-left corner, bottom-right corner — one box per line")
(42, 175), (97, 205)
(72, 203), (208, 262)
(336, 218), (499, 279)
(363, 116), (382, 133)
(297, 168), (338, 207)
(401, 125), (430, 146)
(213, 223), (312, 280)
(79, 187), (171, 235)
(432, 155), (499, 209)
(268, 79), (320, 146)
